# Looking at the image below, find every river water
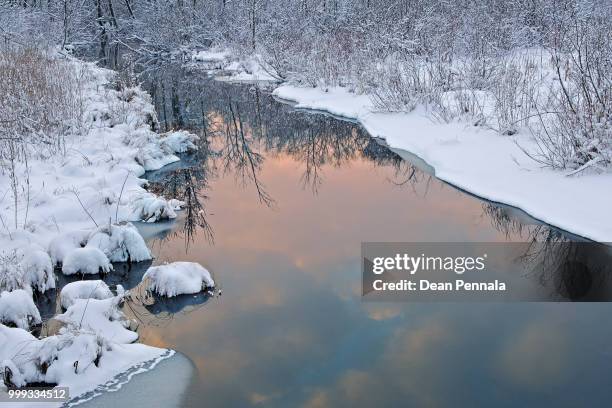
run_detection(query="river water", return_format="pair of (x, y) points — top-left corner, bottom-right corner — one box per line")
(80, 63), (612, 407)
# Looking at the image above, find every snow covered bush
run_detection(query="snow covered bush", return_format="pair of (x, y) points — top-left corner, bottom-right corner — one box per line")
(161, 130), (200, 153)
(60, 280), (114, 309)
(142, 262), (215, 297)
(62, 248), (113, 275)
(131, 193), (184, 223)
(86, 223), (152, 263)
(0, 290), (41, 330)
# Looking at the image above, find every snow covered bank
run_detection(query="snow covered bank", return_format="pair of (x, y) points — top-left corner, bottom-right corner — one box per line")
(273, 85), (612, 242)
(0, 54), (201, 403)
(190, 49), (279, 82)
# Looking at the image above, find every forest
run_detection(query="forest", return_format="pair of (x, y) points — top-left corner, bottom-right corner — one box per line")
(1, 0), (611, 170)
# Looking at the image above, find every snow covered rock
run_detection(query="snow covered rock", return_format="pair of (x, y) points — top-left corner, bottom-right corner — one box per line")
(56, 294), (137, 344)
(59, 280), (114, 309)
(0, 290), (42, 329)
(142, 262), (215, 297)
(130, 193), (184, 223)
(62, 247), (113, 275)
(86, 223), (152, 263)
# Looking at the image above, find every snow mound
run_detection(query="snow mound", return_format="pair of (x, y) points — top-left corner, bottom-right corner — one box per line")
(131, 193), (184, 223)
(60, 280), (114, 309)
(0, 246), (55, 293)
(19, 247), (55, 293)
(161, 130), (199, 153)
(56, 293), (137, 344)
(0, 323), (165, 394)
(62, 247), (113, 275)
(142, 262), (215, 297)
(48, 230), (90, 265)
(0, 289), (41, 329)
(86, 223), (152, 263)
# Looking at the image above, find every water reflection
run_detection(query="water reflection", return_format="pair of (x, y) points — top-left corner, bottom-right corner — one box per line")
(89, 63), (612, 406)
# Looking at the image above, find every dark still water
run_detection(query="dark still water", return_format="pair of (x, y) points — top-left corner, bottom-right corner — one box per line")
(99, 65), (612, 407)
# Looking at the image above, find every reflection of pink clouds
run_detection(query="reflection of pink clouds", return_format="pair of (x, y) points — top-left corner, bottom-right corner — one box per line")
(496, 321), (570, 388)
(177, 152), (510, 281)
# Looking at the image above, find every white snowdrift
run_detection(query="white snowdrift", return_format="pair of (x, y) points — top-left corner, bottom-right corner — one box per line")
(62, 247), (113, 275)
(273, 85), (612, 242)
(0, 290), (41, 329)
(143, 262), (215, 297)
(60, 280), (114, 309)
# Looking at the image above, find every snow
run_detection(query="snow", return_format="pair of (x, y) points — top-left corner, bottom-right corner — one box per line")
(192, 49), (230, 62)
(0, 324), (168, 401)
(161, 130), (199, 153)
(0, 56), (191, 404)
(62, 247), (113, 275)
(142, 262), (215, 297)
(60, 280), (114, 309)
(48, 230), (91, 266)
(86, 223), (152, 263)
(0, 289), (41, 329)
(130, 193), (184, 223)
(273, 85), (612, 242)
(191, 49), (279, 82)
(0, 243), (55, 293)
(56, 293), (137, 344)
(18, 247), (55, 293)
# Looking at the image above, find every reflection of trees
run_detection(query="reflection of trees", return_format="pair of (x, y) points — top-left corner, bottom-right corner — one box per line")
(123, 282), (215, 327)
(483, 202), (612, 301)
(148, 144), (216, 247)
(140, 64), (425, 244)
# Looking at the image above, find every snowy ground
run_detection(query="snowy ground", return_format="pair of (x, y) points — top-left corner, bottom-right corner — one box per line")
(0, 56), (211, 404)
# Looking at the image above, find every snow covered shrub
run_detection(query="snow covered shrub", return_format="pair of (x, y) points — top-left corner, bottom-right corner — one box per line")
(0, 290), (41, 330)
(0, 45), (86, 156)
(370, 60), (425, 113)
(142, 262), (215, 297)
(491, 56), (541, 135)
(130, 194), (184, 223)
(86, 223), (152, 263)
(161, 130), (200, 153)
(59, 280), (114, 309)
(61, 247), (113, 275)
(525, 4), (612, 171)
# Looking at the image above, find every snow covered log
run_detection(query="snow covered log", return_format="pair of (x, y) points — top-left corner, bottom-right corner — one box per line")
(142, 262), (215, 297)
